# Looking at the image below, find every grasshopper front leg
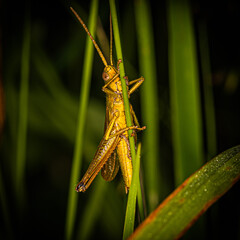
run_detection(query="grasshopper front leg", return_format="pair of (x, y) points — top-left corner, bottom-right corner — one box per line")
(126, 76), (144, 96)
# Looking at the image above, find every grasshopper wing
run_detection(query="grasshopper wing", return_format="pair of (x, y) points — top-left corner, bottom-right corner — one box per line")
(101, 149), (120, 181)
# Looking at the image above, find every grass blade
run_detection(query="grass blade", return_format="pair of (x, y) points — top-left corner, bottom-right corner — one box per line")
(134, 0), (160, 212)
(65, 1), (99, 239)
(109, 0), (136, 163)
(167, 0), (204, 186)
(123, 143), (142, 240)
(109, 0), (144, 231)
(130, 145), (240, 239)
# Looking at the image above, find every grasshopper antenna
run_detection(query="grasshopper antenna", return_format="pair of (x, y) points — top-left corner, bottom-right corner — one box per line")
(70, 7), (108, 67)
(109, 13), (113, 66)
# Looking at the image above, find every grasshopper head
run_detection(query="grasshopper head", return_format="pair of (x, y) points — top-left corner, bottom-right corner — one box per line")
(102, 65), (118, 82)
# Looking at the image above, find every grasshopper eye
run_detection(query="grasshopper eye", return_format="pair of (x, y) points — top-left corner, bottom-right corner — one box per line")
(102, 72), (109, 81)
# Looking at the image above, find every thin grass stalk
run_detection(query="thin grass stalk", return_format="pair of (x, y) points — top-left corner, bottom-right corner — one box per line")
(109, 0), (136, 161)
(123, 143), (141, 240)
(134, 0), (160, 212)
(136, 171), (144, 222)
(16, 6), (30, 207)
(167, 0), (204, 186)
(109, 0), (144, 230)
(65, 1), (99, 239)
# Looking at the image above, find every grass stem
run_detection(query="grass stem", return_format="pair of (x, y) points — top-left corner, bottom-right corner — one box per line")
(65, 1), (99, 239)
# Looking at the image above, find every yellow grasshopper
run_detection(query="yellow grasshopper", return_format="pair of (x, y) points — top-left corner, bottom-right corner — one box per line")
(70, 7), (145, 193)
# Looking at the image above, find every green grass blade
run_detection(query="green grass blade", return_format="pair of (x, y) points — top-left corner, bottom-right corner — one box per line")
(65, 1), (99, 239)
(130, 145), (240, 239)
(109, 0), (144, 231)
(123, 143), (141, 240)
(16, 6), (31, 206)
(136, 172), (144, 222)
(134, 0), (160, 212)
(167, 0), (204, 186)
(109, 0), (136, 163)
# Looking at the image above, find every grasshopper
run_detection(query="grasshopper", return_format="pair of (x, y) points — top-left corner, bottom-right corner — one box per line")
(70, 7), (145, 193)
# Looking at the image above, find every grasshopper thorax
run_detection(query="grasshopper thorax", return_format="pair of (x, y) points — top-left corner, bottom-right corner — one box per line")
(102, 65), (118, 83)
